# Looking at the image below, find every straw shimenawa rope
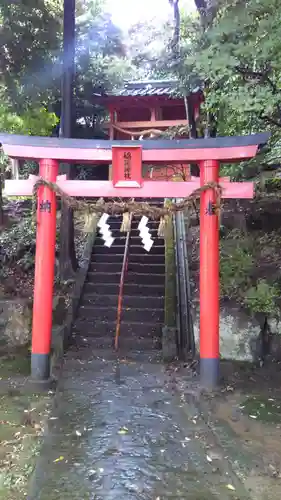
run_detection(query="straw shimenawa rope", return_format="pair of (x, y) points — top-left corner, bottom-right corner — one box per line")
(32, 178), (222, 234)
(33, 178), (221, 215)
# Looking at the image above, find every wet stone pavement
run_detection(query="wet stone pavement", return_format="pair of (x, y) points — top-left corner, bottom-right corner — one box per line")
(28, 347), (250, 500)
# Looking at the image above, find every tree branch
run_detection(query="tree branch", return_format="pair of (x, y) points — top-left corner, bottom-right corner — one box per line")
(236, 66), (280, 94)
(169, 0), (180, 56)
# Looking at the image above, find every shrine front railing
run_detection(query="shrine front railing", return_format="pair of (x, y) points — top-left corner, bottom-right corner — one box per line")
(114, 213), (133, 350)
(173, 201), (195, 358)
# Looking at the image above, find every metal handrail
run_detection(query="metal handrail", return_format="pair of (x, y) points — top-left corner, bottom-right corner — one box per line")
(114, 213), (133, 350)
(173, 200), (195, 359)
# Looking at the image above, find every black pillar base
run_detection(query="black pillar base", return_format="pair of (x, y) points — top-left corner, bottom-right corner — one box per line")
(200, 358), (220, 389)
(31, 353), (50, 379)
(29, 353), (55, 390)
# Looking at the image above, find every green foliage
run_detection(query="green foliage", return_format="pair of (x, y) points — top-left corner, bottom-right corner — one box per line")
(220, 242), (253, 298)
(177, 0), (281, 176)
(0, 0), (62, 107)
(0, 218), (36, 265)
(0, 98), (58, 180)
(0, 98), (58, 136)
(244, 280), (279, 316)
(220, 230), (280, 316)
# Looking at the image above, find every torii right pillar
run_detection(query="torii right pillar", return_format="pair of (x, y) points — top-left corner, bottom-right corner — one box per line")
(199, 160), (220, 387)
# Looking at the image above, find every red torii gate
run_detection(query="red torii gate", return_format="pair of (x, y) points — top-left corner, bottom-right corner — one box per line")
(1, 132), (269, 387)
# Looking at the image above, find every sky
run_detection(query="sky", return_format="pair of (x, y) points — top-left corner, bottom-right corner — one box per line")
(107, 0), (195, 30)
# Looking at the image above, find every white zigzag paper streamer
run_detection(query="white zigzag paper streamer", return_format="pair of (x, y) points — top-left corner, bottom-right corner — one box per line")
(98, 213), (115, 247)
(138, 216), (154, 252)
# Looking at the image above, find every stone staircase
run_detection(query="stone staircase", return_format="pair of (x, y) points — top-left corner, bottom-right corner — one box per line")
(72, 201), (166, 354)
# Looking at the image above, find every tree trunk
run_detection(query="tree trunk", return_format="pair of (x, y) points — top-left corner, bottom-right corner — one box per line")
(11, 159), (19, 179)
(0, 169), (4, 227)
(58, 164), (78, 280)
(58, 0), (77, 280)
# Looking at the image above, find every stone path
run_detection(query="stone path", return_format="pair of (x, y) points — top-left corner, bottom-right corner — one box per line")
(28, 346), (251, 500)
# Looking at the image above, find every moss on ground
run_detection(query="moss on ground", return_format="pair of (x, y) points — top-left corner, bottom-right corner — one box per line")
(241, 395), (281, 423)
(0, 354), (51, 499)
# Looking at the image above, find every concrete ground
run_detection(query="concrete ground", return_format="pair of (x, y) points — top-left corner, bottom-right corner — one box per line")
(26, 346), (272, 500)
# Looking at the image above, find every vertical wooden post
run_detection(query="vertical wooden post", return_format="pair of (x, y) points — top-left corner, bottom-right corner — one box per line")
(31, 159), (58, 382)
(199, 159), (220, 387)
(108, 108), (115, 180)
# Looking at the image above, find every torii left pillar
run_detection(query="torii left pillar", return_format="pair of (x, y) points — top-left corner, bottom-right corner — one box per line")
(31, 159), (59, 382)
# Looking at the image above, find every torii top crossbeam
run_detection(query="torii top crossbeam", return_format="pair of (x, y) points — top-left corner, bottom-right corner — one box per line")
(1, 132), (269, 199)
(0, 132), (269, 163)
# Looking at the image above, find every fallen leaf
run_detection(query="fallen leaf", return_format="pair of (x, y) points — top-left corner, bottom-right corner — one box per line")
(226, 484), (235, 491)
(53, 456), (64, 463)
(118, 427), (128, 435)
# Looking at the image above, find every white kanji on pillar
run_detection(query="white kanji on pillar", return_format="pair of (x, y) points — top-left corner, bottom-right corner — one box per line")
(138, 216), (153, 252)
(98, 213), (115, 247)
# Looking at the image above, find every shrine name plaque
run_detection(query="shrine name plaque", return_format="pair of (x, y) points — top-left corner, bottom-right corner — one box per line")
(112, 145), (143, 188)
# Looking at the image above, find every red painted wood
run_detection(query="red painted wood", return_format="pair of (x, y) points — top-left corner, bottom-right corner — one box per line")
(199, 160), (220, 362)
(112, 145), (143, 187)
(2, 144), (259, 163)
(4, 178), (254, 199)
(32, 159), (58, 355)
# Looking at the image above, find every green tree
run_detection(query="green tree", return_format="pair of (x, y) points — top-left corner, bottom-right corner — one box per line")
(0, 94), (58, 225)
(182, 0), (281, 135)
(0, 0), (62, 108)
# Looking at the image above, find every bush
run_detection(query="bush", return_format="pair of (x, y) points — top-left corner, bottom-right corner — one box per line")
(0, 218), (36, 265)
(244, 280), (279, 316)
(220, 244), (253, 299)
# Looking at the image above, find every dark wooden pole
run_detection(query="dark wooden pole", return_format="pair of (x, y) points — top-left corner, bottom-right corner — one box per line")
(60, 0), (75, 138)
(59, 0), (78, 279)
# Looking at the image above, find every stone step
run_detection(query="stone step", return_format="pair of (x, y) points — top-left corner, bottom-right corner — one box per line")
(95, 236), (164, 247)
(89, 262), (122, 273)
(95, 236), (126, 247)
(130, 223), (160, 231)
(80, 294), (119, 307)
(83, 282), (163, 295)
(129, 254), (165, 264)
(92, 245), (126, 255)
(77, 305), (117, 321)
(92, 254), (124, 263)
(83, 282), (119, 295)
(77, 305), (164, 323)
(123, 295), (164, 309)
(81, 294), (164, 309)
(124, 283), (164, 296)
(72, 319), (162, 338)
(92, 244), (164, 256)
(127, 263), (165, 274)
(129, 245), (165, 255)
(126, 272), (165, 286)
(86, 272), (121, 284)
(88, 261), (165, 275)
(130, 228), (159, 237)
(71, 335), (161, 351)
